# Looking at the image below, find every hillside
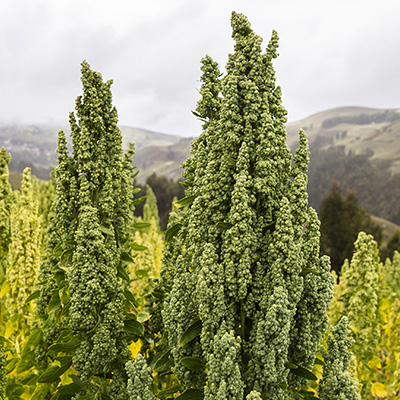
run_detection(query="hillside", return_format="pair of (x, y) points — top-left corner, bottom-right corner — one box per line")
(0, 124), (182, 179)
(286, 106), (400, 173)
(2, 105), (400, 184)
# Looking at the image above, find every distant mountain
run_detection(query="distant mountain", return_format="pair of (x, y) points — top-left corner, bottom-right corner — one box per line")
(0, 124), (183, 180)
(2, 106), (400, 181)
(286, 106), (400, 173)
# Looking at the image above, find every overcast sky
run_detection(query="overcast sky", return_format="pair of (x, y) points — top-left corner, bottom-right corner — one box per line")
(1, 0), (399, 137)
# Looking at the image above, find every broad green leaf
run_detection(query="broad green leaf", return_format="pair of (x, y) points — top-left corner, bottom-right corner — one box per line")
(48, 290), (61, 313)
(216, 222), (233, 231)
(180, 357), (206, 371)
(176, 389), (204, 400)
(17, 349), (36, 373)
(49, 337), (80, 353)
(130, 243), (148, 252)
(132, 222), (151, 229)
(124, 289), (138, 307)
(121, 251), (136, 263)
(314, 357), (325, 366)
(132, 187), (142, 194)
(290, 365), (317, 381)
(285, 362), (298, 369)
(6, 383), (26, 397)
(124, 318), (144, 337)
(137, 312), (151, 323)
(132, 196), (146, 205)
(37, 358), (72, 383)
(157, 384), (183, 398)
(56, 382), (82, 395)
(117, 263), (131, 282)
(37, 364), (61, 383)
(0, 280), (10, 298)
(6, 357), (19, 373)
(135, 269), (149, 279)
(98, 225), (114, 236)
(165, 223), (182, 242)
(179, 319), (202, 347)
(154, 350), (174, 372)
(174, 195), (196, 208)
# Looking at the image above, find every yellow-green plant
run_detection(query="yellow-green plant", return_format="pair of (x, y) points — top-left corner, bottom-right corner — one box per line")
(6, 168), (42, 334)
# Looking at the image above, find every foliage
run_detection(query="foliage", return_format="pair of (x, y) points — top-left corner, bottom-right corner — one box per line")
(6, 168), (42, 332)
(329, 235), (400, 398)
(308, 146), (400, 225)
(381, 231), (400, 261)
(319, 181), (382, 274)
(134, 174), (185, 230)
(158, 12), (334, 400)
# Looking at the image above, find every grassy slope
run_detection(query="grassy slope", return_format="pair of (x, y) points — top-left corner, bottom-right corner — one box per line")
(286, 106), (400, 173)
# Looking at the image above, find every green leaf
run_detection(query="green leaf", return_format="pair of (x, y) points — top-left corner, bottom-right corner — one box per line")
(176, 389), (204, 400)
(48, 290), (61, 313)
(153, 350), (174, 372)
(174, 195), (196, 208)
(132, 222), (151, 229)
(6, 383), (26, 397)
(216, 222), (233, 231)
(6, 357), (19, 373)
(290, 365), (317, 381)
(117, 263), (131, 282)
(179, 319), (202, 347)
(180, 357), (206, 371)
(314, 357), (325, 366)
(98, 225), (114, 236)
(49, 337), (80, 353)
(121, 251), (136, 263)
(25, 290), (40, 304)
(165, 223), (182, 242)
(135, 269), (149, 279)
(157, 384), (183, 398)
(132, 187), (142, 195)
(130, 243), (148, 252)
(124, 318), (144, 337)
(285, 362), (298, 369)
(124, 289), (138, 307)
(17, 349), (36, 373)
(42, 358), (71, 380)
(132, 196), (146, 205)
(37, 364), (62, 383)
(137, 312), (151, 323)
(56, 382), (82, 395)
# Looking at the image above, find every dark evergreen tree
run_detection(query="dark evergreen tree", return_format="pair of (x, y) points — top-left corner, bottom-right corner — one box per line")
(319, 181), (382, 274)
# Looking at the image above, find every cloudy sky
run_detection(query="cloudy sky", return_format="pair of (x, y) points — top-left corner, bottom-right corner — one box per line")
(1, 0), (399, 137)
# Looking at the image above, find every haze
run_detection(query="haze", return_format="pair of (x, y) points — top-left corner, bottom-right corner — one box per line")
(1, 0), (399, 137)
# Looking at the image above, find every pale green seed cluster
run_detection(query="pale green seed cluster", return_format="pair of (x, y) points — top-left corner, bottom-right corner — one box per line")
(36, 62), (136, 395)
(126, 354), (156, 400)
(342, 232), (381, 360)
(319, 317), (359, 400)
(162, 12), (334, 399)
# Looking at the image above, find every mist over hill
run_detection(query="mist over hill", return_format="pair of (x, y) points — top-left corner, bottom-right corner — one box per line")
(2, 106), (400, 226)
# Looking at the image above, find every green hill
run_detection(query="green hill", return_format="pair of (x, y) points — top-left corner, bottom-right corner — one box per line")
(286, 106), (400, 173)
